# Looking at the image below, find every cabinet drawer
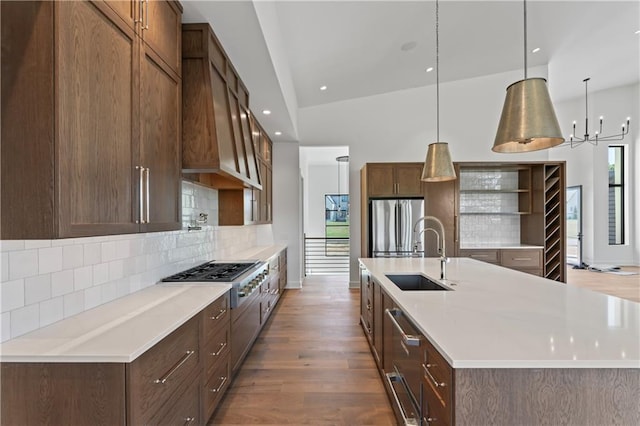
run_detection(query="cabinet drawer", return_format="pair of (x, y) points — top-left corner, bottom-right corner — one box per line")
(204, 324), (230, 377)
(422, 340), (452, 410)
(202, 293), (229, 342)
(203, 353), (231, 421)
(128, 316), (199, 424)
(148, 370), (200, 426)
(500, 249), (542, 268)
(422, 382), (451, 426)
(459, 249), (499, 264)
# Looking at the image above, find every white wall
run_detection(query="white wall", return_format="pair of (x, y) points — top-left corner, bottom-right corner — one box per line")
(550, 82), (639, 266)
(298, 66), (554, 286)
(272, 142), (303, 288)
(306, 164), (344, 237)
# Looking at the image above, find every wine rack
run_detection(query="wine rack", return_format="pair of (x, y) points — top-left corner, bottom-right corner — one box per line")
(543, 164), (565, 282)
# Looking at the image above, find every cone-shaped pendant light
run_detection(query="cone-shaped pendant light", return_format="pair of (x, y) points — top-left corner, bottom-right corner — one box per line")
(492, 0), (564, 153)
(421, 0), (456, 182)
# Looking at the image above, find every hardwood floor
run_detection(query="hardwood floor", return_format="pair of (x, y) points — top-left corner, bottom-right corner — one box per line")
(566, 265), (640, 303)
(210, 275), (395, 425)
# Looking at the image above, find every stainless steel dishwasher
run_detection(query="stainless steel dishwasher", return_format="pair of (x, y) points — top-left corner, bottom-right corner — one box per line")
(385, 307), (423, 426)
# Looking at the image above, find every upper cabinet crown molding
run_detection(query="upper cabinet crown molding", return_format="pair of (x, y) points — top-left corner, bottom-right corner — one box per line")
(181, 23), (262, 190)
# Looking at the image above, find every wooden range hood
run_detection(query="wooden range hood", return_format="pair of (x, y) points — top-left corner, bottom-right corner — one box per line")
(182, 23), (262, 190)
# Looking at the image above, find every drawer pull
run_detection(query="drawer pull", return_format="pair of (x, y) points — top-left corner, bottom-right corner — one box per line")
(183, 417), (196, 425)
(210, 309), (227, 320)
(470, 254), (488, 258)
(386, 309), (421, 347)
(154, 350), (195, 384)
(513, 257), (532, 261)
(426, 416), (438, 424)
(211, 342), (227, 357)
(422, 363), (446, 388)
(210, 375), (228, 393)
(366, 303), (372, 311)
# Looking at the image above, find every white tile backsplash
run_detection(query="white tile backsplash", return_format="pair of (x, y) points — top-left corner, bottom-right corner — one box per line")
(1, 279), (25, 312)
(1, 180), (273, 342)
(39, 296), (64, 327)
(62, 245), (84, 270)
(24, 274), (52, 305)
(8, 249), (38, 280)
(51, 270), (74, 297)
(10, 304), (39, 337)
(38, 246), (63, 274)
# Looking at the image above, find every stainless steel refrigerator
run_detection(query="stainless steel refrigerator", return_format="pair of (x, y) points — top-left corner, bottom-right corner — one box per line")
(370, 199), (424, 257)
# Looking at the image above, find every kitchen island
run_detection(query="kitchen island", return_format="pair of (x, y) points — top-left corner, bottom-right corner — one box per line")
(359, 257), (639, 425)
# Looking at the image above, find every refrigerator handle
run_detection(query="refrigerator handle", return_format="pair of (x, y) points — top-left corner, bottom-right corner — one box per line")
(397, 202), (402, 250)
(394, 202), (400, 251)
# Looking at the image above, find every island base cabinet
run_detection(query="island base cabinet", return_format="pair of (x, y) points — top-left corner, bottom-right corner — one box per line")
(454, 368), (640, 425)
(0, 363), (126, 425)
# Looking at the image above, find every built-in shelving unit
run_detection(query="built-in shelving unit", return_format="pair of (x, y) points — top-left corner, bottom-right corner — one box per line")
(458, 167), (532, 215)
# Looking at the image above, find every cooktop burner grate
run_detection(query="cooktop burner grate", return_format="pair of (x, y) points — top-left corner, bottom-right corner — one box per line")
(161, 261), (259, 282)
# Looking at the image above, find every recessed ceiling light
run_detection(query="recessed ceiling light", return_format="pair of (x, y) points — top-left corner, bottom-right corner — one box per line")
(274, 131), (282, 136)
(635, 30), (640, 34)
(320, 85), (327, 91)
(426, 67), (434, 73)
(531, 47), (541, 53)
(262, 110), (271, 115)
(400, 41), (417, 51)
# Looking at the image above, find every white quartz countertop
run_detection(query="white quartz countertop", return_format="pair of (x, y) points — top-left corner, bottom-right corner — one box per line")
(0, 284), (230, 363)
(359, 257), (640, 369)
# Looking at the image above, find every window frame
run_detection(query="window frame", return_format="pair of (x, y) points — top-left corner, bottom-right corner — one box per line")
(607, 145), (625, 245)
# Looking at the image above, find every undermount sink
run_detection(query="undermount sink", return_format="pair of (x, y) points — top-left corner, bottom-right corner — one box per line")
(385, 274), (451, 291)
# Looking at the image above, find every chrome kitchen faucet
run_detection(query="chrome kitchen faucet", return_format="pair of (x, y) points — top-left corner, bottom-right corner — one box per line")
(412, 215), (449, 280)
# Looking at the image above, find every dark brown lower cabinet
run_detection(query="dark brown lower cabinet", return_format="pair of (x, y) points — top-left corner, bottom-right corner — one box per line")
(0, 293), (229, 426)
(360, 268), (640, 426)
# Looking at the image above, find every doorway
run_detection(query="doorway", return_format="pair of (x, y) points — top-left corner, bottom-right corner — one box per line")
(566, 185), (585, 268)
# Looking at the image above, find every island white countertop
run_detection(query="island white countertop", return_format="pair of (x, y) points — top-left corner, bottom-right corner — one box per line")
(0, 284), (230, 363)
(359, 257), (640, 369)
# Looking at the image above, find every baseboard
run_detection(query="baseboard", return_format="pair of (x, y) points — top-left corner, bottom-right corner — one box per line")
(285, 280), (302, 289)
(349, 280), (359, 289)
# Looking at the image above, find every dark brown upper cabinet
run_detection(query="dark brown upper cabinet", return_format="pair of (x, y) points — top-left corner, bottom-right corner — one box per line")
(1, 0), (182, 239)
(182, 23), (262, 190)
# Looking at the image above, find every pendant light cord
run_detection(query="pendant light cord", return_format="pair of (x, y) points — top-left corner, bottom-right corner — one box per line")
(436, 0), (440, 142)
(523, 0), (527, 79)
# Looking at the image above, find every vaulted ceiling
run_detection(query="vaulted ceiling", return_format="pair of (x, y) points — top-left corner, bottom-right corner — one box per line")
(182, 1), (640, 144)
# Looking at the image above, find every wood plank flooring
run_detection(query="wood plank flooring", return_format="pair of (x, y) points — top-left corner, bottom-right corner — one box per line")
(209, 275), (395, 425)
(566, 266), (639, 303)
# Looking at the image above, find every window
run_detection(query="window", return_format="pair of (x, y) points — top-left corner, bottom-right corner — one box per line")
(325, 194), (349, 238)
(608, 145), (625, 245)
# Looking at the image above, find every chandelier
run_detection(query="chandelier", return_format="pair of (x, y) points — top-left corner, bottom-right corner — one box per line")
(567, 77), (630, 148)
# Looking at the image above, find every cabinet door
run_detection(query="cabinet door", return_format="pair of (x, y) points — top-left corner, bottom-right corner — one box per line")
(57, 0), (139, 237)
(367, 164), (395, 197)
(395, 163), (423, 197)
(104, 0), (136, 29)
(139, 0), (181, 75)
(140, 45), (181, 232)
(423, 179), (456, 257)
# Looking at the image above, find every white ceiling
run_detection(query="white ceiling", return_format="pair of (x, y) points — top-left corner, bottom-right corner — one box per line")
(182, 1), (640, 143)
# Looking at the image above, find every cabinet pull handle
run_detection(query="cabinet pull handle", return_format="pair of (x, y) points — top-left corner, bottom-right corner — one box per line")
(426, 416), (438, 424)
(154, 350), (195, 384)
(183, 417), (196, 425)
(135, 0), (143, 24)
(143, 0), (149, 30)
(210, 309), (227, 321)
(210, 375), (228, 393)
(384, 372), (419, 426)
(211, 342), (227, 357)
(471, 254), (488, 258)
(513, 257), (532, 261)
(385, 309), (421, 347)
(136, 166), (144, 224)
(145, 167), (150, 223)
(422, 363), (446, 388)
